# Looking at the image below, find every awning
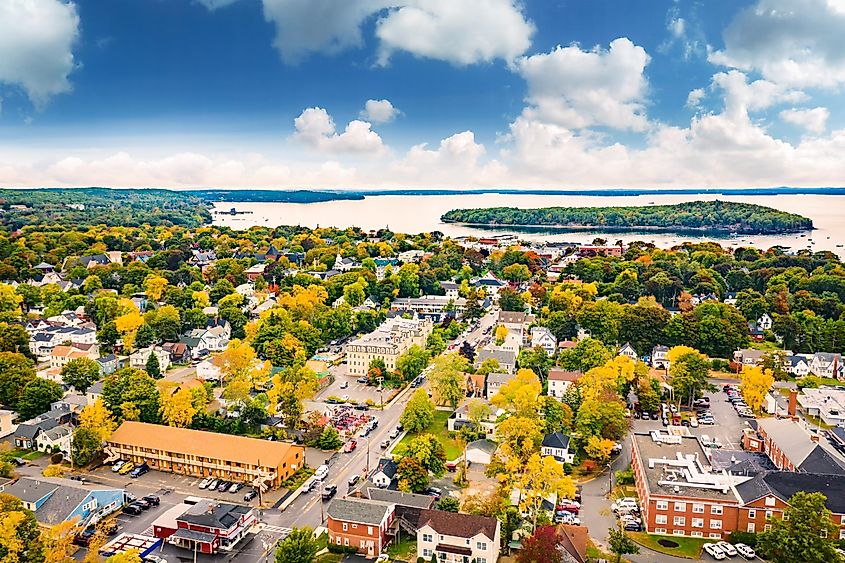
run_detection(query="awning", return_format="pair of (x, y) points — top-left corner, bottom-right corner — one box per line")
(170, 528), (218, 544)
(436, 544), (473, 556)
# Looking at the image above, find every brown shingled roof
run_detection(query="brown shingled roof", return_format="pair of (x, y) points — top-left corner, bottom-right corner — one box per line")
(416, 509), (498, 540)
(556, 523), (588, 563)
(547, 369), (582, 382)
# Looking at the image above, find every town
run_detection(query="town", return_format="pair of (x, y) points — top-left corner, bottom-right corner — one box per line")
(0, 214), (842, 563)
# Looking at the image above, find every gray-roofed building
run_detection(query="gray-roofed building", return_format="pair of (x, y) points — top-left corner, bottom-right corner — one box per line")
(541, 432), (575, 464)
(372, 458), (398, 488)
(327, 498), (395, 556)
(485, 372), (511, 400)
(709, 450), (777, 476)
(475, 348), (516, 374)
(3, 477), (124, 526)
(365, 488), (435, 509)
(757, 418), (845, 474)
(171, 502), (256, 553)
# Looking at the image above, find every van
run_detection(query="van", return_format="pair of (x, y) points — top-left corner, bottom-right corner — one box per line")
(314, 464), (329, 481)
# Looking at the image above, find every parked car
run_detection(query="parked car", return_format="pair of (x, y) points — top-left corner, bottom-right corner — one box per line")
(198, 477), (212, 489)
(123, 504), (143, 516)
(703, 543), (726, 560)
(244, 489), (258, 502)
(118, 462), (135, 475)
(389, 427), (401, 439)
(218, 480), (232, 492)
(348, 475), (360, 487)
(424, 487), (442, 498)
(133, 499), (152, 510)
(111, 460), (125, 473)
(322, 484), (338, 500)
(229, 482), (243, 494)
(343, 440), (358, 453)
(354, 404), (370, 411)
(130, 463), (149, 478)
(357, 376), (369, 383)
(73, 529), (96, 546)
(734, 543), (756, 559)
(142, 495), (160, 506)
(208, 479), (220, 490)
(340, 381), (348, 389)
(716, 541), (737, 557)
(380, 439), (391, 449)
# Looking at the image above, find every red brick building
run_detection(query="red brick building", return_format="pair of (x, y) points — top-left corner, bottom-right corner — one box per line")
(166, 501), (255, 554)
(327, 498), (395, 557)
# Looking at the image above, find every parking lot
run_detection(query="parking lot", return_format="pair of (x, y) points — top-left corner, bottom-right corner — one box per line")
(632, 379), (752, 450)
(315, 364), (390, 405)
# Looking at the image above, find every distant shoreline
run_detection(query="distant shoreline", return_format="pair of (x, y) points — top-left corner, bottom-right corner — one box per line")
(443, 221), (815, 237)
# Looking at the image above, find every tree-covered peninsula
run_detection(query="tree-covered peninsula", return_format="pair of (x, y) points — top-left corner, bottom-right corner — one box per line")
(441, 200), (813, 235)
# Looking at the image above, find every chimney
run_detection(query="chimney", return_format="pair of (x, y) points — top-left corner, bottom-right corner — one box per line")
(810, 434), (820, 443)
(788, 390), (798, 416)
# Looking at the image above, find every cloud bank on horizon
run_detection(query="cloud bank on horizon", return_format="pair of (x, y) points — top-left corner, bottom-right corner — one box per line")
(0, 0), (844, 189)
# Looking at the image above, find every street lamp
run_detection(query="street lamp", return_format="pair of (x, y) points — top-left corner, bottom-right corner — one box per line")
(608, 463), (613, 495)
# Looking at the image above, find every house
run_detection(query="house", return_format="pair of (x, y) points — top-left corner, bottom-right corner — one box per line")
(475, 348), (516, 374)
(373, 258), (399, 281)
(756, 417), (845, 474)
(189, 250), (217, 267)
(129, 346), (171, 372)
(471, 274), (506, 300)
(547, 369), (581, 399)
(167, 502), (256, 554)
(498, 310), (536, 342)
(13, 409), (73, 449)
(466, 373), (486, 398)
(205, 318), (231, 350)
(449, 400), (502, 438)
(333, 254), (359, 272)
(97, 355), (119, 376)
(390, 296), (467, 322)
(797, 387), (845, 426)
(34, 424), (73, 456)
(196, 359), (222, 382)
(398, 249), (426, 263)
(49, 344), (97, 370)
(106, 421), (305, 489)
(415, 509), (500, 563)
(733, 349), (766, 367)
(466, 439), (497, 466)
(530, 327), (557, 356)
(556, 523), (589, 563)
(810, 352), (843, 379)
(618, 342), (639, 361)
(787, 355), (810, 377)
(244, 263), (266, 281)
(161, 342), (191, 364)
(485, 372), (511, 400)
(757, 314), (773, 331)
(365, 488), (436, 510)
(723, 292), (738, 305)
(749, 322), (766, 342)
(327, 498), (395, 557)
(439, 281), (459, 300)
(651, 345), (670, 370)
(541, 432), (575, 465)
(372, 458), (398, 489)
(86, 379), (106, 405)
(3, 476), (124, 527)
(0, 409), (14, 438)
(345, 317), (433, 376)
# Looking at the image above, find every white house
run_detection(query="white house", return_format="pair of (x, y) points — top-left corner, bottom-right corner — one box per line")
(547, 369), (581, 399)
(439, 281), (460, 300)
(810, 352), (843, 379)
(541, 432), (575, 465)
(371, 459), (397, 489)
(130, 346), (171, 372)
(34, 424), (73, 456)
(333, 253), (358, 272)
(757, 313), (773, 331)
(651, 345), (670, 370)
(485, 373), (511, 400)
(618, 342), (639, 361)
(787, 355), (811, 377)
(196, 359), (222, 382)
(449, 401), (502, 439)
(530, 327), (557, 356)
(416, 510), (500, 563)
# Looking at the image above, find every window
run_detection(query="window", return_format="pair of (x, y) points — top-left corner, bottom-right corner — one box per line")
(656, 515), (667, 525)
(673, 516), (686, 526)
(711, 505), (723, 515)
(342, 523), (347, 531)
(367, 527), (373, 535)
(477, 542), (487, 550)
(674, 502), (687, 512)
(672, 529), (685, 536)
(709, 533), (722, 539)
(692, 518), (704, 528)
(765, 510), (773, 520)
(747, 523), (756, 532)
(351, 524), (357, 529)
(692, 504), (704, 514)
(711, 520), (723, 529)
(466, 539), (470, 545)
(439, 535), (444, 541)
(748, 509), (756, 519)
(656, 500), (668, 510)
(422, 534), (433, 543)
(336, 537), (341, 545)
(821, 529), (829, 538)
(423, 549), (432, 557)
(477, 559), (487, 563)
(839, 529), (845, 540)
(655, 528), (667, 534)
(765, 497), (776, 507)
(691, 531), (703, 538)
(782, 513), (789, 521)
(344, 538), (349, 546)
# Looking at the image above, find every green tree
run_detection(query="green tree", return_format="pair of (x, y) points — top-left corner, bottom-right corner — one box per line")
(317, 426), (343, 450)
(367, 357), (387, 384)
(274, 527), (318, 563)
(668, 347), (712, 406)
(402, 434), (447, 477)
(619, 301), (670, 356)
(0, 323), (33, 358)
(517, 347), (551, 380)
(498, 288), (525, 312)
(145, 353), (161, 379)
(396, 345), (430, 381)
(558, 338), (612, 373)
(437, 497), (460, 512)
(0, 352), (36, 408)
(608, 526), (640, 563)
(400, 388), (435, 433)
(17, 379), (63, 420)
(397, 457), (430, 493)
(102, 368), (161, 423)
(71, 427), (103, 467)
(757, 491), (841, 563)
(428, 353), (467, 409)
(61, 358), (101, 393)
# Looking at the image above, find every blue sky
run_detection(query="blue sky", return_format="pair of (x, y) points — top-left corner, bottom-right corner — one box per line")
(1, 0), (843, 189)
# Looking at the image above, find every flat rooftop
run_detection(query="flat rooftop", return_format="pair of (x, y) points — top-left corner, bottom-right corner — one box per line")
(632, 431), (746, 502)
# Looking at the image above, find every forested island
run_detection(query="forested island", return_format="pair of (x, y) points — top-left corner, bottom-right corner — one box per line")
(441, 200), (813, 235)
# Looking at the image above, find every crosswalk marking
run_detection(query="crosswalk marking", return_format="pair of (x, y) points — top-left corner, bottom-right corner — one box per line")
(263, 525), (292, 536)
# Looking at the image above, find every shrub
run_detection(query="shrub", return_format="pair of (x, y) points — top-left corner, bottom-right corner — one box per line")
(728, 530), (757, 547)
(797, 375), (822, 389)
(583, 460), (597, 472)
(711, 359), (731, 372)
(616, 467), (635, 485)
(327, 544), (358, 555)
(43, 464), (65, 477)
(50, 452), (64, 464)
(562, 463), (573, 475)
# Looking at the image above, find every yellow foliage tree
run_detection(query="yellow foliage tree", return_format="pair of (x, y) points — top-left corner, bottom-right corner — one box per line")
(0, 511), (27, 562)
(115, 309), (144, 353)
(79, 399), (117, 442)
(43, 465), (65, 478)
(105, 550), (142, 563)
(667, 345), (703, 364)
(495, 416), (543, 464)
(491, 368), (541, 417)
(143, 275), (168, 302)
(584, 435), (616, 464)
(192, 290), (210, 308)
(275, 284), (328, 322)
(517, 454), (576, 531)
(494, 325), (509, 345)
(41, 519), (78, 563)
(740, 365), (775, 412)
(159, 385), (197, 428)
(213, 339), (271, 390)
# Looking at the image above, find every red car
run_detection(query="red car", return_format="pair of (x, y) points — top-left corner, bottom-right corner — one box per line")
(343, 440), (357, 453)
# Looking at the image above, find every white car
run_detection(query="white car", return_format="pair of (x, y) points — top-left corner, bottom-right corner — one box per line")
(734, 543), (756, 559)
(703, 543), (726, 560)
(716, 541), (737, 557)
(198, 477), (212, 489)
(111, 460), (125, 472)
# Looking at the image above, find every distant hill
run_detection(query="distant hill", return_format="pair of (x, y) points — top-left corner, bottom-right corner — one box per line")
(440, 200), (814, 235)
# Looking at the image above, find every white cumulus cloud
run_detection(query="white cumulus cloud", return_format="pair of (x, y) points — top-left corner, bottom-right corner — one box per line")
(293, 107), (387, 155)
(360, 99), (400, 123)
(709, 0), (845, 89)
(516, 38), (651, 131)
(0, 0), (80, 107)
(375, 0), (534, 65)
(780, 107), (830, 134)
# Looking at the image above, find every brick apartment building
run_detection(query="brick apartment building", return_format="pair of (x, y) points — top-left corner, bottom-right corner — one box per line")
(327, 498), (395, 556)
(631, 430), (845, 539)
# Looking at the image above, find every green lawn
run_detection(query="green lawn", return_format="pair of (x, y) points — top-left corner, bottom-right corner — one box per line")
(387, 535), (417, 559)
(628, 532), (706, 559)
(393, 410), (463, 460)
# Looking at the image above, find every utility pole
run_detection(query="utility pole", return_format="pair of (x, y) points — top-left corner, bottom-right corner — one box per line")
(608, 463), (613, 495)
